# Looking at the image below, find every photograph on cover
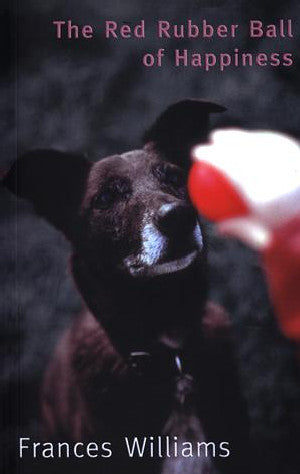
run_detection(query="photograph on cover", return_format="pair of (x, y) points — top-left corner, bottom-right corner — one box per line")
(1, 1), (300, 474)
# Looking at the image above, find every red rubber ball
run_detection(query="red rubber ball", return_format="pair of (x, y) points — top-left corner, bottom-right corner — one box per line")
(188, 161), (249, 222)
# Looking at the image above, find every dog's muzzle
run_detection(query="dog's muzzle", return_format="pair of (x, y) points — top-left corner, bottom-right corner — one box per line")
(155, 203), (198, 239)
(122, 203), (203, 278)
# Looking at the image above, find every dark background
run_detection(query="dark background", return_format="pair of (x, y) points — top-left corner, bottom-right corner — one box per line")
(1, 1), (300, 473)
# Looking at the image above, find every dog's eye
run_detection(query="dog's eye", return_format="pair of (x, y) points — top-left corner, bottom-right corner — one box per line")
(165, 169), (184, 186)
(153, 163), (185, 188)
(92, 178), (131, 210)
(92, 190), (115, 210)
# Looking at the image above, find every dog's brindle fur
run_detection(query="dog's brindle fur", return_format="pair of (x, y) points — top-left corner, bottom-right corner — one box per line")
(4, 100), (250, 473)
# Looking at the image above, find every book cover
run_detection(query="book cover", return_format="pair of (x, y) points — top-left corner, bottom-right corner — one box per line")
(1, 1), (299, 473)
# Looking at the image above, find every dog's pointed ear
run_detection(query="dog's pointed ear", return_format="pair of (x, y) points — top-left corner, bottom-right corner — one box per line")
(3, 150), (91, 238)
(143, 99), (226, 167)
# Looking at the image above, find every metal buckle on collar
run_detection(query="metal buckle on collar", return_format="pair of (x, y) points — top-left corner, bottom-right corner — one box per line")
(128, 351), (186, 377)
(128, 351), (151, 376)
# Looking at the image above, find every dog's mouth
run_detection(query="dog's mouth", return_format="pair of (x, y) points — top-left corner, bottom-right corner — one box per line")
(123, 249), (199, 278)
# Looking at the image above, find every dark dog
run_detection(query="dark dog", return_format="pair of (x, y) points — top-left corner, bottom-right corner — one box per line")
(4, 100), (250, 474)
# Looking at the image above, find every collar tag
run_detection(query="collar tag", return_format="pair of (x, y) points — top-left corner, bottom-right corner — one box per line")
(175, 354), (183, 374)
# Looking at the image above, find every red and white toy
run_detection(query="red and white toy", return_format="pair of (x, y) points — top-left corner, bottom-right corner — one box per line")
(188, 129), (300, 345)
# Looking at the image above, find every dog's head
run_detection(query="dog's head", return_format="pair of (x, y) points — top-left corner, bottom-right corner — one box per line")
(4, 100), (225, 281)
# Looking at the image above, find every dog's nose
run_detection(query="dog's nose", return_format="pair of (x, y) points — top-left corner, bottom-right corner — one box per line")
(156, 203), (197, 237)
